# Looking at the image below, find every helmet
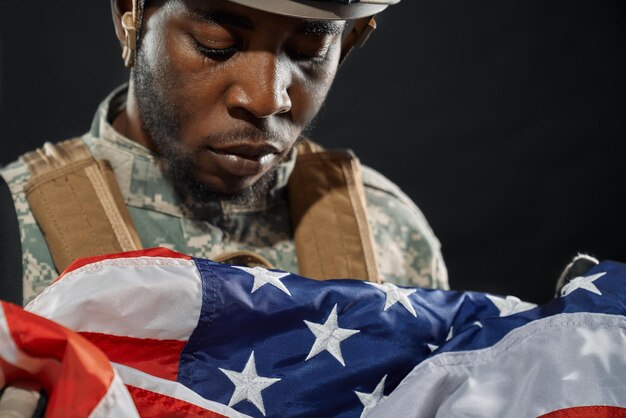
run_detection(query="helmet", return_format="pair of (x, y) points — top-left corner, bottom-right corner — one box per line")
(227, 0), (401, 20)
(121, 0), (401, 67)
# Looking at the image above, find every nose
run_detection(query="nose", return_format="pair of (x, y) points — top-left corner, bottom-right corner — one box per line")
(226, 51), (292, 119)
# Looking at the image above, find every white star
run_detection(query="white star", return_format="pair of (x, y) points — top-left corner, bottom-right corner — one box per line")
(233, 266), (292, 296)
(577, 326), (622, 372)
(446, 327), (454, 341)
(219, 352), (281, 416)
(428, 326), (454, 352)
(561, 272), (606, 297)
(486, 295), (536, 317)
(355, 375), (388, 418)
(367, 282), (417, 317)
(304, 304), (360, 366)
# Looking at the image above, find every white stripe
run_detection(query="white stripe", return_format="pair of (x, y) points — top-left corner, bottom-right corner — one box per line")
(113, 363), (253, 418)
(26, 257), (203, 340)
(88, 371), (140, 418)
(0, 305), (60, 377)
(369, 312), (626, 418)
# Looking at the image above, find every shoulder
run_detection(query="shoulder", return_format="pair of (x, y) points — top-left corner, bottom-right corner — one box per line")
(361, 165), (422, 209)
(360, 163), (438, 246)
(0, 136), (92, 191)
(1, 149), (68, 305)
(360, 164), (449, 290)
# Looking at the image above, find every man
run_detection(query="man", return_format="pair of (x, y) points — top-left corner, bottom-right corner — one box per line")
(0, 0), (447, 306)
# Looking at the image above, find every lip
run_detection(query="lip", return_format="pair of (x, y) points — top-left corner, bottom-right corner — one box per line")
(203, 144), (281, 177)
(209, 143), (280, 159)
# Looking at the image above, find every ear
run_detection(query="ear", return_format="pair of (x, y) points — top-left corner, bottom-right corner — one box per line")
(111, 0), (135, 47)
(112, 0), (138, 67)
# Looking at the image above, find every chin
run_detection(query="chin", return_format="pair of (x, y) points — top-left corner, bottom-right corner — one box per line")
(179, 170), (277, 207)
(198, 173), (262, 195)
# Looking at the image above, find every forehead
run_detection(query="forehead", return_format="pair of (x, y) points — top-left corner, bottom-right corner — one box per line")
(173, 0), (345, 35)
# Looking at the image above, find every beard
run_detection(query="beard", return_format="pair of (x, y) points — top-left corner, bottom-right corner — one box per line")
(131, 48), (279, 209)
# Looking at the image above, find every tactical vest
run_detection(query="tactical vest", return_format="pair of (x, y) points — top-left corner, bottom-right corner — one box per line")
(21, 138), (380, 283)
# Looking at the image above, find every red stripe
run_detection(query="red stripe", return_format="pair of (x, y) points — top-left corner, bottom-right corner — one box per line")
(80, 332), (186, 381)
(539, 406), (626, 417)
(2, 302), (114, 418)
(127, 385), (228, 418)
(57, 247), (193, 280)
(0, 356), (51, 391)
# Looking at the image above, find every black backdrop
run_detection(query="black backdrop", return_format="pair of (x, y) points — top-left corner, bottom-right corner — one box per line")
(1, 1), (625, 303)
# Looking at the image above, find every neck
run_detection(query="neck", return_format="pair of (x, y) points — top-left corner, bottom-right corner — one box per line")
(112, 79), (159, 153)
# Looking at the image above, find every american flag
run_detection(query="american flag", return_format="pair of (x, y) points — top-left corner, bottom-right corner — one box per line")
(1, 247), (625, 417)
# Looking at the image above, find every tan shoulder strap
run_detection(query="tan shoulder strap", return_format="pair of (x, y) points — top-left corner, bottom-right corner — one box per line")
(22, 138), (143, 273)
(288, 139), (380, 283)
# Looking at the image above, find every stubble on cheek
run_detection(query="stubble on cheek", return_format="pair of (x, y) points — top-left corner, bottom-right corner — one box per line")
(132, 42), (277, 206)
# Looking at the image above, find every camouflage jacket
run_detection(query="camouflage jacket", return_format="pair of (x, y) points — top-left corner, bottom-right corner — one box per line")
(1, 86), (448, 305)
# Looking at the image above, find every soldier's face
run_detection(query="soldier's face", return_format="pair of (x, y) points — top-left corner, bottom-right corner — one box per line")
(131, 0), (343, 202)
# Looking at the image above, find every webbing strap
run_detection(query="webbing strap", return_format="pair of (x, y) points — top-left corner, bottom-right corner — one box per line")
(288, 140), (380, 283)
(21, 139), (143, 273)
(0, 175), (23, 305)
(22, 140), (91, 176)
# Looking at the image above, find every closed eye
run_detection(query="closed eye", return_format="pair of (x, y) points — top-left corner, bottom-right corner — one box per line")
(290, 45), (331, 62)
(193, 39), (239, 61)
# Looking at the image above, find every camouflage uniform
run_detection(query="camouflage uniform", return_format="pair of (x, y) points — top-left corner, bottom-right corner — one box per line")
(0, 86), (448, 305)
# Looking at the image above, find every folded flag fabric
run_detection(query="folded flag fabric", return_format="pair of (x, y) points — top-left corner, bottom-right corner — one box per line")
(0, 301), (138, 417)
(368, 263), (626, 418)
(0, 247), (623, 417)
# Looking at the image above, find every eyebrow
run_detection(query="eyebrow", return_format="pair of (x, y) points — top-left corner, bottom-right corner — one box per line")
(190, 10), (254, 30)
(297, 20), (345, 36)
(189, 9), (344, 36)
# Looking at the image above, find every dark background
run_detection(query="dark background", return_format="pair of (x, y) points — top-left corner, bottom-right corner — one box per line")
(1, 1), (624, 304)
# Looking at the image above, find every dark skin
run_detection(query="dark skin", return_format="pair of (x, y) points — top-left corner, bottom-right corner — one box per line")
(111, 0), (345, 202)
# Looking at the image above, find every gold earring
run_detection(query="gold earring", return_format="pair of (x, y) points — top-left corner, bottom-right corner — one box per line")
(121, 11), (137, 68)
